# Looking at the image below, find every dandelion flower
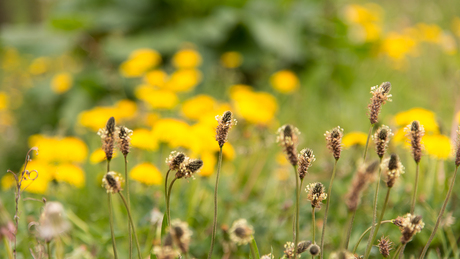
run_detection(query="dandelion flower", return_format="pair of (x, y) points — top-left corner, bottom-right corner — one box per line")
(172, 48), (202, 68)
(130, 163), (162, 185)
(342, 131), (368, 148)
(423, 134), (451, 160)
(220, 51), (243, 68)
(51, 73), (73, 94)
(270, 70), (300, 94)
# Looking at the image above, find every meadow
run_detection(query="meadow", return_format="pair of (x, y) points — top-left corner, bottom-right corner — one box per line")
(1, 0), (460, 258)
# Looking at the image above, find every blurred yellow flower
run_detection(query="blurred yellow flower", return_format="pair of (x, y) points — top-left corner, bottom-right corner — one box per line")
(51, 73), (73, 94)
(1, 47), (21, 71)
(135, 85), (178, 109)
(165, 69), (202, 92)
(343, 4), (382, 24)
(196, 103), (232, 127)
(28, 135), (88, 163)
(90, 148), (118, 164)
(131, 128), (158, 151)
(144, 112), (161, 127)
(181, 95), (217, 120)
(275, 167), (290, 181)
(220, 51), (243, 68)
(2, 160), (53, 194)
(54, 163), (85, 188)
(230, 85), (277, 126)
(342, 132), (368, 148)
(120, 48), (161, 78)
(222, 143), (236, 160)
(130, 162), (162, 185)
(393, 108), (439, 132)
(452, 17), (460, 38)
(276, 152), (289, 166)
(152, 118), (191, 149)
(172, 48), (202, 68)
(0, 92), (9, 111)
(29, 57), (51, 75)
(423, 134), (452, 160)
(416, 23), (442, 43)
(381, 32), (418, 61)
(199, 151), (216, 177)
(270, 70), (299, 94)
(78, 100), (137, 131)
(144, 69), (168, 88)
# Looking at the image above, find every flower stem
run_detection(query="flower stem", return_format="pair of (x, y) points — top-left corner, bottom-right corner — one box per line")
(364, 187), (391, 259)
(363, 124), (373, 161)
(108, 193), (118, 259)
(364, 157), (383, 256)
(166, 177), (178, 226)
(47, 241), (51, 259)
(249, 241), (257, 259)
(419, 165), (459, 259)
(391, 244), (402, 259)
(410, 162), (420, 214)
(124, 156), (132, 259)
(352, 220), (393, 254)
(294, 166), (300, 259)
(320, 159), (338, 259)
(208, 147), (223, 259)
(312, 206), (316, 243)
(4, 237), (13, 259)
(343, 210), (356, 249)
(119, 193), (142, 259)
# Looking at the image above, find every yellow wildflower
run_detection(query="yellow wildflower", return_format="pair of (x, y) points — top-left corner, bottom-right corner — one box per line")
(197, 103), (233, 127)
(342, 132), (368, 148)
(78, 100), (137, 131)
(28, 135), (88, 163)
(144, 112), (161, 127)
(199, 151), (216, 177)
(115, 99), (138, 119)
(270, 70), (299, 94)
(144, 69), (168, 88)
(135, 85), (178, 109)
(120, 48), (161, 78)
(172, 48), (202, 68)
(222, 143), (236, 160)
(90, 148), (118, 164)
(452, 17), (460, 38)
(51, 73), (73, 94)
(187, 122), (216, 155)
(423, 134), (452, 160)
(416, 23), (442, 43)
(152, 119), (191, 149)
(276, 152), (289, 166)
(343, 3), (382, 24)
(1, 160), (53, 194)
(29, 57), (51, 75)
(275, 167), (290, 181)
(0, 92), (9, 111)
(230, 85), (277, 125)
(181, 95), (217, 120)
(220, 51), (243, 68)
(164, 69), (202, 92)
(393, 108), (439, 133)
(54, 163), (85, 188)
(381, 32), (418, 61)
(131, 128), (158, 151)
(1, 47), (21, 71)
(130, 162), (162, 185)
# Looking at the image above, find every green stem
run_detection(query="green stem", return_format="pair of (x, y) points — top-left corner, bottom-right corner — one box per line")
(398, 244), (406, 259)
(166, 177), (178, 226)
(208, 147), (223, 259)
(352, 220), (393, 254)
(410, 162), (420, 214)
(419, 166), (459, 259)
(119, 193), (142, 259)
(320, 159), (338, 259)
(124, 156), (132, 259)
(249, 242), (257, 259)
(391, 244), (402, 259)
(363, 124), (373, 161)
(164, 169), (171, 227)
(365, 187), (391, 259)
(47, 241), (51, 259)
(344, 210), (356, 249)
(365, 157), (383, 256)
(312, 207), (316, 243)
(108, 193), (118, 259)
(294, 167), (300, 259)
(4, 237), (13, 259)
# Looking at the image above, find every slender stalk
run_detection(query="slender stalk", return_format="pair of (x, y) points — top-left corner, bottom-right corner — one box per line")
(363, 124), (373, 161)
(108, 193), (118, 259)
(124, 156), (132, 259)
(249, 242), (257, 259)
(352, 220), (393, 254)
(47, 241), (51, 259)
(312, 207), (316, 243)
(164, 169), (171, 216)
(208, 147), (223, 259)
(344, 210), (356, 249)
(398, 244), (406, 259)
(364, 187), (391, 259)
(320, 159), (338, 259)
(410, 162), (420, 214)
(166, 177), (178, 225)
(4, 238), (13, 259)
(119, 193), (142, 259)
(294, 166), (300, 259)
(391, 244), (402, 259)
(419, 166), (459, 259)
(365, 157), (383, 256)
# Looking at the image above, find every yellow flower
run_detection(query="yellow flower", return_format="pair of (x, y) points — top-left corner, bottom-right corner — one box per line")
(1, 160), (53, 194)
(275, 167), (290, 181)
(144, 112), (161, 127)
(452, 17), (460, 38)
(120, 48), (162, 78)
(276, 152), (289, 165)
(172, 48), (202, 68)
(181, 95), (217, 120)
(270, 70), (299, 94)
(90, 148), (118, 164)
(342, 132), (368, 148)
(54, 163), (85, 188)
(152, 119), (191, 149)
(393, 108), (439, 133)
(199, 151), (216, 177)
(423, 134), (452, 160)
(1, 47), (21, 71)
(230, 85), (277, 126)
(135, 85), (178, 109)
(381, 32), (418, 61)
(164, 69), (202, 92)
(28, 135), (88, 163)
(222, 143), (236, 160)
(220, 51), (243, 68)
(343, 4), (382, 25)
(144, 69), (168, 88)
(78, 100), (137, 131)
(115, 99), (138, 119)
(416, 23), (442, 43)
(131, 128), (158, 151)
(51, 73), (73, 94)
(29, 57), (51, 75)
(196, 103), (232, 127)
(130, 162), (162, 185)
(0, 92), (9, 111)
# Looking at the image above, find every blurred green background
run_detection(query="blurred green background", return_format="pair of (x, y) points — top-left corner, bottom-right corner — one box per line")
(1, 0), (460, 258)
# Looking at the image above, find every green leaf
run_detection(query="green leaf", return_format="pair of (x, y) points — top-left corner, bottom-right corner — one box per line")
(249, 236), (260, 259)
(161, 214), (168, 242)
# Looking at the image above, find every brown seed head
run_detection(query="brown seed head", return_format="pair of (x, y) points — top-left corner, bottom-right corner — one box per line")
(176, 158), (203, 179)
(98, 117), (116, 161)
(309, 244), (320, 257)
(325, 126), (343, 160)
(165, 151), (186, 171)
(152, 245), (177, 259)
(229, 219), (254, 246)
(215, 111), (237, 148)
(170, 219), (192, 254)
(456, 126), (460, 167)
(368, 82), (392, 124)
(394, 213), (424, 244)
(298, 148), (315, 180)
(296, 240), (312, 254)
(378, 236), (393, 258)
(404, 121), (424, 163)
(373, 125), (393, 158)
(116, 126), (133, 156)
(306, 182), (327, 209)
(382, 154), (405, 188)
(283, 242), (296, 258)
(346, 161), (379, 211)
(102, 171), (123, 193)
(277, 125), (300, 166)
